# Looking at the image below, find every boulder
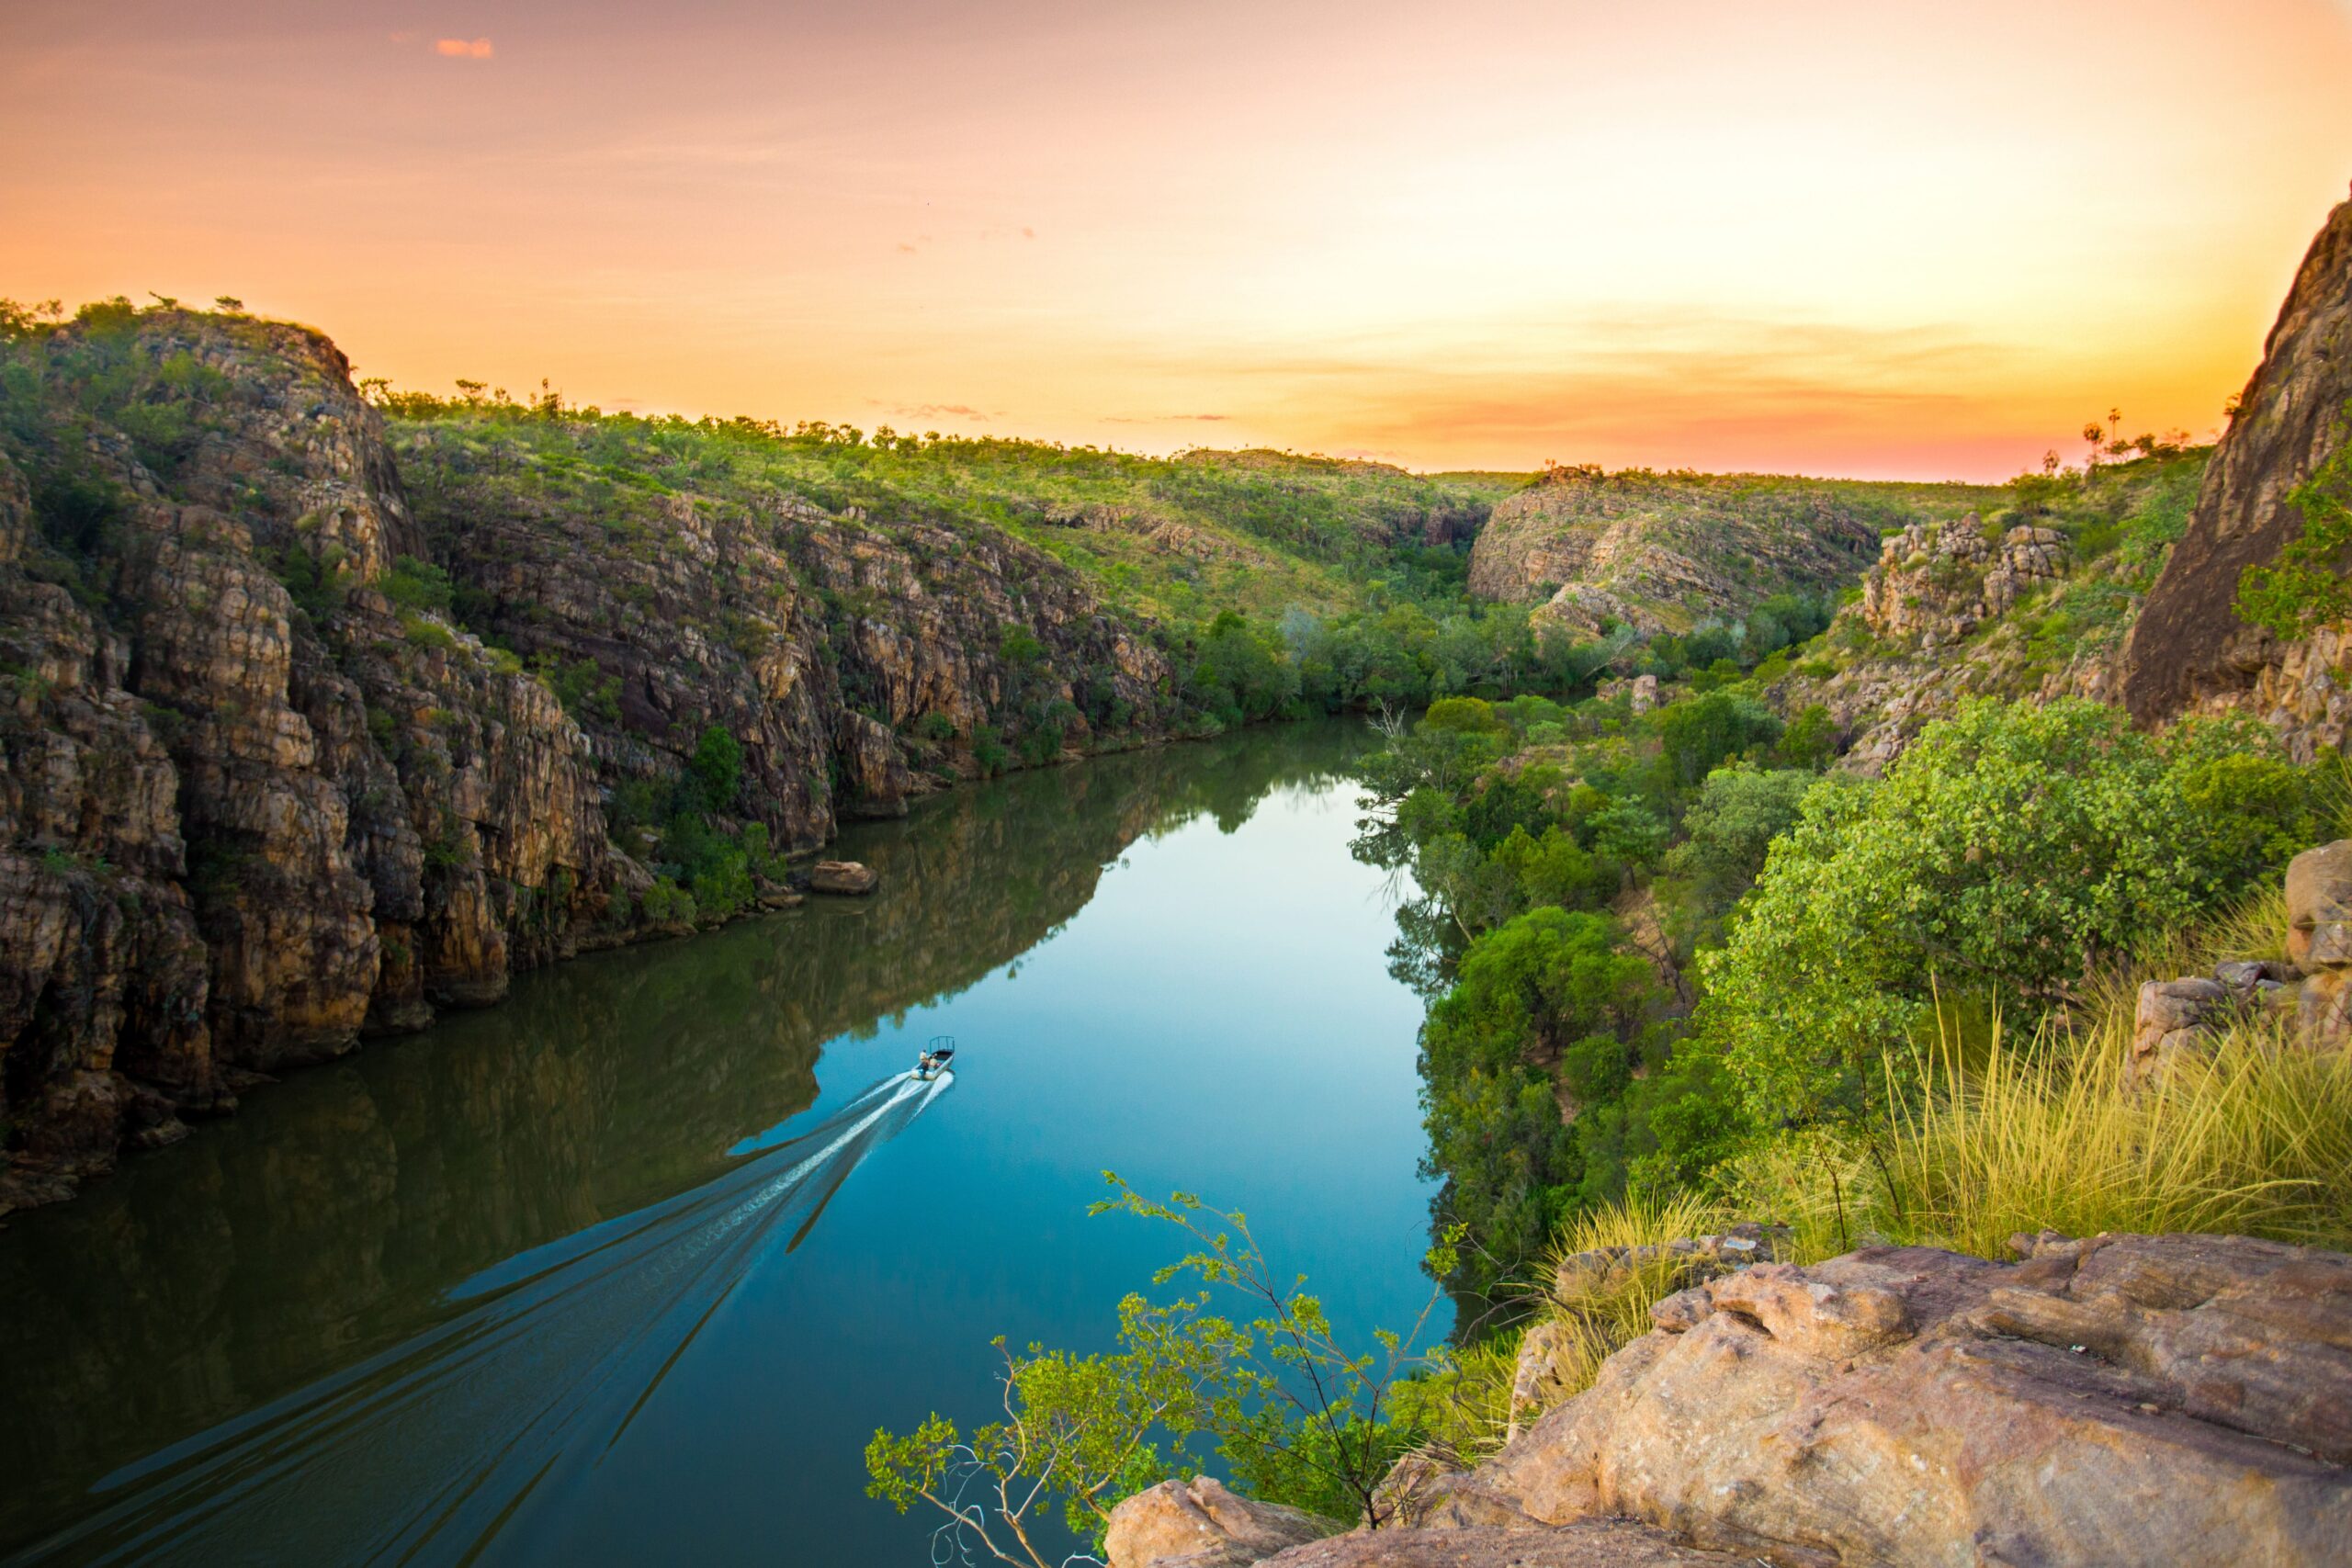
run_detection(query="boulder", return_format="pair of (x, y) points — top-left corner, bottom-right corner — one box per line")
(1105, 1476), (1337, 1568)
(2287, 839), (2352, 968)
(2130, 976), (2232, 1077)
(808, 860), (878, 896)
(1469, 1234), (2352, 1567)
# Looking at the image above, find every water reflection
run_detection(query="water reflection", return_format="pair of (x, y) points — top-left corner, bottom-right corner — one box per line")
(0, 722), (1371, 1558)
(17, 1074), (953, 1566)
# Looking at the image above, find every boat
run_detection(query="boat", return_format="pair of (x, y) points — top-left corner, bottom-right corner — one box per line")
(915, 1036), (956, 1079)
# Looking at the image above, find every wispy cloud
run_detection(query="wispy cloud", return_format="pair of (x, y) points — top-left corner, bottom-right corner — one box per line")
(435, 38), (493, 60)
(892, 402), (992, 420)
(1103, 412), (1231, 423)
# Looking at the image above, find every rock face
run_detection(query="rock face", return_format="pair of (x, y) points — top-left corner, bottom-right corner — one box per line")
(1859, 515), (2070, 647)
(1451, 1234), (2352, 1567)
(1466, 468), (1894, 636)
(0, 310), (1173, 1211)
(2122, 193), (2352, 747)
(1106, 1477), (1337, 1568)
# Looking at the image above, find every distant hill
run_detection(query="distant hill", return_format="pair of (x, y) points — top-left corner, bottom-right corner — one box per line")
(1468, 466), (2005, 637)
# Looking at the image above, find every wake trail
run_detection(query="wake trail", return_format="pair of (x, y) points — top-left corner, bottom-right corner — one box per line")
(11, 1071), (954, 1568)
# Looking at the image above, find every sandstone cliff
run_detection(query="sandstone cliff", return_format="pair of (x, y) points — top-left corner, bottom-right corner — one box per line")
(2122, 192), (2352, 743)
(0, 308), (1174, 1212)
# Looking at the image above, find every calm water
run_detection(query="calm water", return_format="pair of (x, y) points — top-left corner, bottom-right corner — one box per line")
(0, 720), (1439, 1566)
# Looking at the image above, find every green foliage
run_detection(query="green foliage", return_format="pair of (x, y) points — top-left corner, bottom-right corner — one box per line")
(1696, 699), (2321, 1124)
(379, 554), (456, 614)
(544, 657), (622, 725)
(1418, 908), (1658, 1296)
(398, 610), (457, 651)
(1652, 690), (1781, 789)
(2235, 423), (2352, 639)
(1657, 765), (1818, 952)
(866, 1179), (1463, 1563)
(641, 874), (696, 925)
(686, 724), (743, 813)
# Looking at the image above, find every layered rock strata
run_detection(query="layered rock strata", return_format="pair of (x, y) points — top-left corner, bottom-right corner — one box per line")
(0, 311), (1172, 1210)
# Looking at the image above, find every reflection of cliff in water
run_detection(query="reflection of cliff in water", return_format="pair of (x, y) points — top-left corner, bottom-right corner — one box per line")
(0, 720), (1370, 1555)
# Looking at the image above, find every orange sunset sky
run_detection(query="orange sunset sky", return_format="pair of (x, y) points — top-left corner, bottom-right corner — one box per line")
(6, 1), (2351, 479)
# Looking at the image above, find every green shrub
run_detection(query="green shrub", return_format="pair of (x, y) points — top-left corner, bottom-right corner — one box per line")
(1695, 699), (2320, 1122)
(2234, 422), (2352, 639)
(379, 554), (455, 613)
(399, 611), (457, 651)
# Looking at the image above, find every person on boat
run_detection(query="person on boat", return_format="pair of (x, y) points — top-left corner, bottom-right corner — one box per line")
(916, 1040), (956, 1077)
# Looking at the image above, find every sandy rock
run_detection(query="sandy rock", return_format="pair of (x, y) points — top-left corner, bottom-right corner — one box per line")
(808, 860), (878, 896)
(2287, 839), (2352, 968)
(1256, 1519), (1741, 1567)
(1473, 1234), (2352, 1568)
(1105, 1476), (1338, 1568)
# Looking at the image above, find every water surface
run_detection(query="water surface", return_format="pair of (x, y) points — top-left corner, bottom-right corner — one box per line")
(0, 720), (1436, 1565)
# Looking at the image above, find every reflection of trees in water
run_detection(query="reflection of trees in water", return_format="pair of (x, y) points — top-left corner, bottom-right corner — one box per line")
(14, 1074), (955, 1568)
(0, 720), (1374, 1555)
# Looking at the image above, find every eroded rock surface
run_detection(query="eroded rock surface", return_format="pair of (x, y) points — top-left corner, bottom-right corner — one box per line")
(2122, 192), (2352, 746)
(1106, 1476), (1338, 1568)
(1471, 1234), (2352, 1567)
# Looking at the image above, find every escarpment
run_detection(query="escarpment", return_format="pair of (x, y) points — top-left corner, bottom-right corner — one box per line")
(2122, 192), (2352, 745)
(0, 310), (1174, 1212)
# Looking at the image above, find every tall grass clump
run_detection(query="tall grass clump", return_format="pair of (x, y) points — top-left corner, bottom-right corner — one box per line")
(1516, 1189), (1724, 1415)
(1872, 1013), (2352, 1259)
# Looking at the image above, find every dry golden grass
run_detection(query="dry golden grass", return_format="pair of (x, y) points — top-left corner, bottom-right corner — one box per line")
(1873, 1011), (2352, 1260)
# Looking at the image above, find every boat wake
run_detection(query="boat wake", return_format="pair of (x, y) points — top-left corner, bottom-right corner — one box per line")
(14, 1070), (955, 1566)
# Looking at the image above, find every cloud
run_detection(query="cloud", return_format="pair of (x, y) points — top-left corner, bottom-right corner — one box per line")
(1021, 226), (1036, 240)
(1103, 412), (1231, 423)
(435, 38), (494, 59)
(892, 402), (991, 420)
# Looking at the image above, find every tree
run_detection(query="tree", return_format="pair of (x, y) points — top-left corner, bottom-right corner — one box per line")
(686, 724), (743, 813)
(865, 1179), (1463, 1564)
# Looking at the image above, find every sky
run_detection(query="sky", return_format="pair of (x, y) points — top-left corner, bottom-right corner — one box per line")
(4, 1), (2350, 479)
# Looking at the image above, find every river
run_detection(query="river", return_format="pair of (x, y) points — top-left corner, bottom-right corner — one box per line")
(0, 719), (1440, 1566)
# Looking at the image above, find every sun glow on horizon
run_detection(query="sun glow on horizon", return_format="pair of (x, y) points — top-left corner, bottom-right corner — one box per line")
(5, 0), (2348, 479)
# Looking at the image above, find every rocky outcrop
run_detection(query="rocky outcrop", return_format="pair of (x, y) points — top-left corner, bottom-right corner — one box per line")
(1141, 1234), (2352, 1568)
(1106, 1477), (1338, 1568)
(2129, 836), (2352, 1077)
(2122, 193), (2352, 747)
(1859, 514), (2069, 647)
(808, 860), (877, 896)
(1466, 468), (1902, 636)
(0, 310), (1175, 1211)
(1411, 1233), (2352, 1568)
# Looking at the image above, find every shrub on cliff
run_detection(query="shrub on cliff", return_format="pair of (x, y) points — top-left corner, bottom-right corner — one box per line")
(1695, 698), (2323, 1122)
